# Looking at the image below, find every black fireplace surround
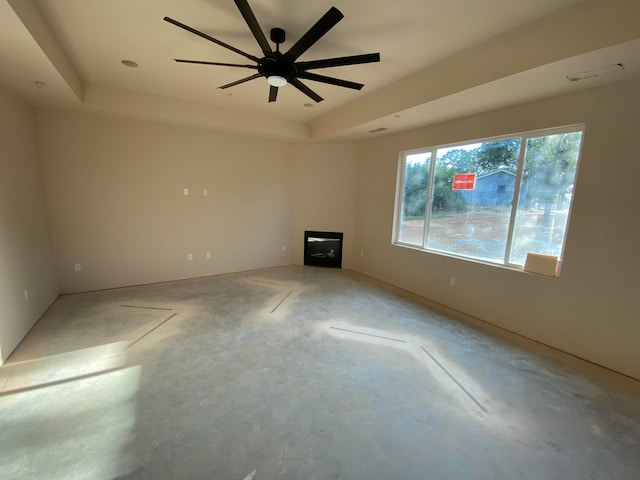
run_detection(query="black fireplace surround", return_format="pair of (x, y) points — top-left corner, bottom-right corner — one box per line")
(304, 231), (343, 268)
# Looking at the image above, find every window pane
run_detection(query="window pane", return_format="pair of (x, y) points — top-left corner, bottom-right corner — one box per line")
(509, 131), (582, 265)
(398, 152), (431, 245)
(426, 139), (521, 262)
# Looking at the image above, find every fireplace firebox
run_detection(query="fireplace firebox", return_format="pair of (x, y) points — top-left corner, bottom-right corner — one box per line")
(304, 231), (343, 268)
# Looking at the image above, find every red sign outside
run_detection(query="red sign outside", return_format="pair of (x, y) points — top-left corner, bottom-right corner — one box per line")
(452, 173), (476, 190)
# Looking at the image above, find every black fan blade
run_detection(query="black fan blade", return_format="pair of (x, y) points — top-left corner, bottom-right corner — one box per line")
(234, 0), (273, 55)
(268, 86), (278, 102)
(296, 53), (380, 71)
(297, 72), (364, 90)
(164, 17), (259, 63)
(285, 7), (344, 62)
(289, 78), (324, 103)
(174, 59), (258, 69)
(219, 73), (263, 89)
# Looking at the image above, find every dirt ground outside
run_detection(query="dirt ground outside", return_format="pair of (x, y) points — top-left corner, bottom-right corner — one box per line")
(397, 207), (569, 264)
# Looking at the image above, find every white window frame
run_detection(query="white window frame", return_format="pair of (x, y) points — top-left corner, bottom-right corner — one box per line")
(393, 125), (585, 270)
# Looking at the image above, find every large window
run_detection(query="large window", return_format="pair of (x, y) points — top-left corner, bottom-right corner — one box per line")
(394, 126), (584, 270)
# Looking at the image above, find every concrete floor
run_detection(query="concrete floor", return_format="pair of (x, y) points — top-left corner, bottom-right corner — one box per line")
(1, 266), (639, 480)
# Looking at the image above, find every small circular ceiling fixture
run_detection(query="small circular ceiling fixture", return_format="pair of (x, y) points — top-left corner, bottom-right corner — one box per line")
(121, 60), (139, 68)
(34, 81), (46, 88)
(303, 103), (314, 108)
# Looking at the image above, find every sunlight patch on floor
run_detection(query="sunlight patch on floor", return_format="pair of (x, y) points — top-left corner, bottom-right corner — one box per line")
(321, 320), (492, 416)
(0, 364), (141, 480)
(0, 341), (129, 394)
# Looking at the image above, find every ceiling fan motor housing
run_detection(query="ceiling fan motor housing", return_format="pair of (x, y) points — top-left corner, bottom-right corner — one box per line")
(260, 54), (296, 81)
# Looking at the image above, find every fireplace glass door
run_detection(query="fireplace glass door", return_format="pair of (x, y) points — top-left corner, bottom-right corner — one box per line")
(304, 231), (343, 268)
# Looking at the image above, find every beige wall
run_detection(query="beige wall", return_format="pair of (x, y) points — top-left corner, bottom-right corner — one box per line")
(3, 79), (638, 380)
(0, 88), (59, 365)
(293, 144), (359, 268)
(37, 110), (295, 293)
(354, 79), (640, 380)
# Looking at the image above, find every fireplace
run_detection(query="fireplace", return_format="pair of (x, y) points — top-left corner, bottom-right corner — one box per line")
(304, 231), (343, 268)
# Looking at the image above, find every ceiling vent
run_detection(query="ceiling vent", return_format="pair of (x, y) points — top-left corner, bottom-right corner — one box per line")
(566, 63), (624, 82)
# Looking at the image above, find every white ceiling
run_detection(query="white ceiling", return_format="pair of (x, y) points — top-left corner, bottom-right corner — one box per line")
(1, 0), (639, 141)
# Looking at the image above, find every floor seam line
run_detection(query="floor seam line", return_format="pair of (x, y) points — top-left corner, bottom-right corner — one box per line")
(271, 290), (294, 313)
(128, 312), (178, 349)
(329, 326), (407, 343)
(121, 305), (174, 311)
(421, 345), (489, 413)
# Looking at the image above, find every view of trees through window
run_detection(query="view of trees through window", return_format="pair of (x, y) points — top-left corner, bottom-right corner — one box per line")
(395, 127), (583, 267)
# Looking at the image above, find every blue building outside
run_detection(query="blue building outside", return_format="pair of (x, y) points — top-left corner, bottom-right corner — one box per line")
(461, 170), (519, 207)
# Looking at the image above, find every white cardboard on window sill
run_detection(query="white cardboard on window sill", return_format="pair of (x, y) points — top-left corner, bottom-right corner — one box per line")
(524, 253), (558, 277)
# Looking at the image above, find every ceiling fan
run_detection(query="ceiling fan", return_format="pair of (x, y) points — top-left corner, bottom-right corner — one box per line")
(164, 0), (380, 103)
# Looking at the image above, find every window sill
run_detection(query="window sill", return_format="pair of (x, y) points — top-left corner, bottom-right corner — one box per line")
(392, 242), (560, 278)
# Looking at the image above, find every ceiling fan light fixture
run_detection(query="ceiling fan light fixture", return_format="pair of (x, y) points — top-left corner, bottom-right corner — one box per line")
(267, 75), (287, 87)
